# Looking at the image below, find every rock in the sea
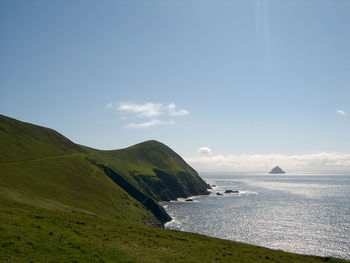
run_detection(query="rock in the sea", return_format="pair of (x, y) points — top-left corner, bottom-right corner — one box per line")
(224, 190), (239, 194)
(216, 192), (223, 196)
(185, 198), (193, 202)
(269, 166), (286, 174)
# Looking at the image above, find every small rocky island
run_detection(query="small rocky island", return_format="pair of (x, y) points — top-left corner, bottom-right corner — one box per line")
(269, 166), (286, 174)
(224, 190), (239, 194)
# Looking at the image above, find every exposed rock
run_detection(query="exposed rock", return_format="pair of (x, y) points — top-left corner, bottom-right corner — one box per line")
(185, 199), (193, 202)
(216, 192), (223, 196)
(224, 190), (239, 194)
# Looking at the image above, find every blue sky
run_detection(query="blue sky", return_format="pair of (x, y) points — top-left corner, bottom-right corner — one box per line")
(1, 0), (349, 171)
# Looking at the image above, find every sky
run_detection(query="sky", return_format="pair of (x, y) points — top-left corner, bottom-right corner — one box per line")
(1, 0), (350, 172)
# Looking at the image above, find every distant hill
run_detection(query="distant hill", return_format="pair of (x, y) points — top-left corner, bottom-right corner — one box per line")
(269, 166), (286, 174)
(0, 114), (208, 226)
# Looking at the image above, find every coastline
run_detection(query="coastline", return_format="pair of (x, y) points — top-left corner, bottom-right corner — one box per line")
(162, 174), (350, 261)
(1, 195), (348, 263)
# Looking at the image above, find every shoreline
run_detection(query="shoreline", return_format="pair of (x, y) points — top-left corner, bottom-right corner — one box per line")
(1, 195), (348, 262)
(162, 175), (350, 261)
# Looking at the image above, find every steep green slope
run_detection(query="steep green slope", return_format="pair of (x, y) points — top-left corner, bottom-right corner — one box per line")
(0, 114), (208, 225)
(0, 115), (84, 163)
(85, 141), (210, 201)
(1, 196), (347, 263)
(0, 155), (160, 225)
(0, 115), (164, 226)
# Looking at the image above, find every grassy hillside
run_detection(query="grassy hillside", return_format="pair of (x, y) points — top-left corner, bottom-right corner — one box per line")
(0, 115), (165, 226)
(84, 141), (210, 201)
(1, 196), (347, 263)
(0, 115), (84, 163)
(0, 154), (159, 225)
(0, 115), (208, 225)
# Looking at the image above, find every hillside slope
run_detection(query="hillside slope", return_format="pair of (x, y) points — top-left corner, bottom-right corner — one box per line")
(0, 115), (208, 225)
(0, 115), (163, 226)
(85, 140), (210, 201)
(0, 115), (84, 163)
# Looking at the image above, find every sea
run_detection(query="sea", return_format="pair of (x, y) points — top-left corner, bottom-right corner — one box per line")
(162, 173), (350, 260)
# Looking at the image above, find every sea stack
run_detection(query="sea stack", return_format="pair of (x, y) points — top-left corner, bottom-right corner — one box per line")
(269, 166), (285, 174)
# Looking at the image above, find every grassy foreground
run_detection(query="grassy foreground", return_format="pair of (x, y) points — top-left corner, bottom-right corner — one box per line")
(1, 196), (347, 263)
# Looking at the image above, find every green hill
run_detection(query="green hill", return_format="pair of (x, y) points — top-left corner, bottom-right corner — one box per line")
(84, 140), (210, 201)
(0, 114), (85, 163)
(0, 114), (208, 225)
(0, 114), (347, 262)
(0, 115), (162, 226)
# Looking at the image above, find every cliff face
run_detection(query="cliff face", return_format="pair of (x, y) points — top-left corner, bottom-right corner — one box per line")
(0, 115), (209, 226)
(84, 140), (210, 202)
(90, 161), (171, 224)
(133, 169), (209, 201)
(116, 140), (210, 201)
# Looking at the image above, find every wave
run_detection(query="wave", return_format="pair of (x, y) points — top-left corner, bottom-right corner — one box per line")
(164, 218), (184, 231)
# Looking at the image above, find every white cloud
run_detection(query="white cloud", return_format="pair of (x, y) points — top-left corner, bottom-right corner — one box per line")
(336, 109), (347, 116)
(107, 102), (189, 118)
(107, 101), (188, 128)
(166, 102), (189, 116)
(125, 119), (174, 128)
(118, 102), (163, 118)
(198, 147), (212, 155)
(185, 152), (350, 172)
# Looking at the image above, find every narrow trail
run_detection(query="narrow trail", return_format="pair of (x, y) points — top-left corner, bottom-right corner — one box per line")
(0, 153), (88, 166)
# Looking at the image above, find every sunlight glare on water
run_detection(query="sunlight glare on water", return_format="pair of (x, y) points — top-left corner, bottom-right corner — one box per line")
(163, 174), (350, 260)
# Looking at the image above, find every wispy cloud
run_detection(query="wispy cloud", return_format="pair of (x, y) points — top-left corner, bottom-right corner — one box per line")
(185, 152), (350, 172)
(106, 102), (114, 109)
(125, 119), (174, 128)
(166, 102), (189, 116)
(106, 101), (188, 128)
(336, 109), (347, 116)
(118, 102), (163, 118)
(107, 102), (189, 118)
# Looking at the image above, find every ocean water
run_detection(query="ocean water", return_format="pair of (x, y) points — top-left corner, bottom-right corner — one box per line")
(163, 173), (350, 260)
